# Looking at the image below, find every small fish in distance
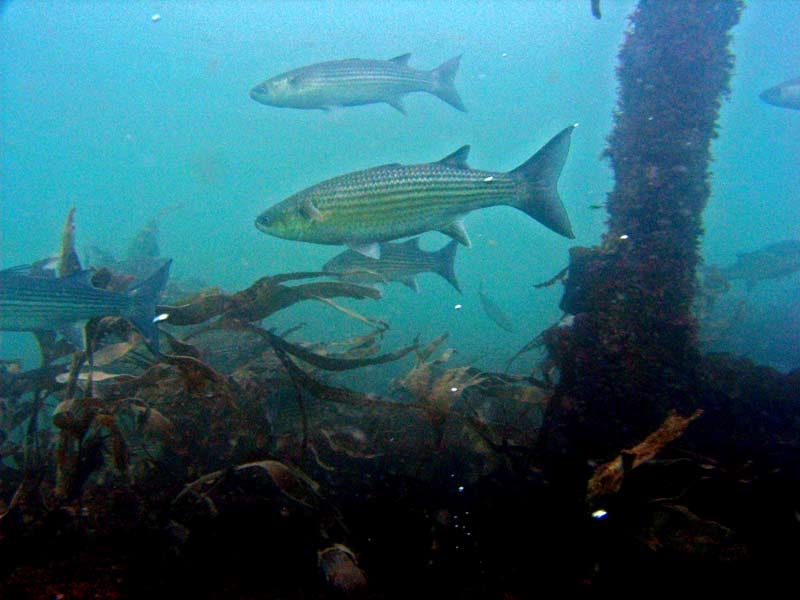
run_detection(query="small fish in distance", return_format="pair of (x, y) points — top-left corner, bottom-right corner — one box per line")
(718, 240), (800, 290)
(478, 282), (515, 333)
(0, 260), (171, 352)
(256, 125), (577, 259)
(250, 53), (466, 114)
(324, 238), (461, 293)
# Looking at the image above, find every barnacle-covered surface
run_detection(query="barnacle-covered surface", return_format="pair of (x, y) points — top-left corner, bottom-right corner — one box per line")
(540, 0), (744, 455)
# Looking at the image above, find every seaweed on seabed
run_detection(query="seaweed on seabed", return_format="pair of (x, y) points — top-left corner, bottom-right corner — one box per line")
(0, 236), (424, 596)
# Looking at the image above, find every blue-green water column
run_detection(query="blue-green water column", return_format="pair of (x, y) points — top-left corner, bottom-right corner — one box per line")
(541, 0), (743, 458)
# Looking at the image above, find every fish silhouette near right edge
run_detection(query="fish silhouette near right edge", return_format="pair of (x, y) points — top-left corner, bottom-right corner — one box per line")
(759, 77), (800, 110)
(719, 240), (800, 290)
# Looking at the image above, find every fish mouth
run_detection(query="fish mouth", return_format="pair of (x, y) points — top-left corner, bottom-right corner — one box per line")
(249, 86), (269, 103)
(254, 212), (272, 233)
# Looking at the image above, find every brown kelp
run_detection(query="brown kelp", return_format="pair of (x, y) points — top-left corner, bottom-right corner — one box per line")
(158, 271), (381, 327)
(586, 409), (703, 503)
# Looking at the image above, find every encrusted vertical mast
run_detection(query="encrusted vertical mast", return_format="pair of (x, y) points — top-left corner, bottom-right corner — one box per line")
(540, 0), (743, 460)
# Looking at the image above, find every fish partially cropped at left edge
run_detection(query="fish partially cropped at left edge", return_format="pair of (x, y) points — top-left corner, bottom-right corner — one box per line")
(0, 260), (172, 352)
(250, 53), (466, 114)
(256, 125), (576, 258)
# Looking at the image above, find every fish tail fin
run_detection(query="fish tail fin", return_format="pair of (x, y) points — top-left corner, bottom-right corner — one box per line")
(508, 124), (577, 239)
(433, 239), (462, 293)
(126, 259), (171, 352)
(430, 55), (467, 112)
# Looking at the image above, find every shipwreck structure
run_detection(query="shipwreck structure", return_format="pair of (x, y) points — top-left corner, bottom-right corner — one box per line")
(540, 0), (744, 460)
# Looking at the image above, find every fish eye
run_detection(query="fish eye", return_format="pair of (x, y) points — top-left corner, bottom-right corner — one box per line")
(257, 213), (275, 228)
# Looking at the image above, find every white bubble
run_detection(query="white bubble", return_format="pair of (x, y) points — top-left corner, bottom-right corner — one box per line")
(152, 313), (169, 323)
(619, 234), (629, 240)
(151, 14), (161, 22)
(591, 509), (608, 519)
(457, 485), (465, 492)
(454, 303), (462, 310)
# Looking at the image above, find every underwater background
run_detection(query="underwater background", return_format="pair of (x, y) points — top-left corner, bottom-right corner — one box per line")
(2, 2), (800, 598)
(3, 1), (796, 377)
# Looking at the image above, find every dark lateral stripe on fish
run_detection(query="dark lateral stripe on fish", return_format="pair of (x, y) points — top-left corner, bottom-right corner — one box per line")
(312, 175), (514, 208)
(315, 70), (429, 84)
(314, 187), (513, 225)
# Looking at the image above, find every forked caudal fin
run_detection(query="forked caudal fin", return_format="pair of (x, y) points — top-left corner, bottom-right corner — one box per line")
(508, 124), (577, 239)
(126, 259), (172, 352)
(432, 239), (462, 293)
(430, 55), (467, 112)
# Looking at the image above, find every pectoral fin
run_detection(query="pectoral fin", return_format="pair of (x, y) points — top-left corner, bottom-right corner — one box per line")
(439, 220), (471, 247)
(300, 198), (323, 222)
(387, 97), (407, 115)
(347, 242), (381, 259)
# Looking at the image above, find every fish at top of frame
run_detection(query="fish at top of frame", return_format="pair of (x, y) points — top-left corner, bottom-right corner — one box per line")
(250, 53), (466, 114)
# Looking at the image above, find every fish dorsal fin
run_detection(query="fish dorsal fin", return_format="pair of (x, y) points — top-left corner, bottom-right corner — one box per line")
(437, 145), (470, 169)
(390, 53), (412, 65)
(439, 220), (471, 247)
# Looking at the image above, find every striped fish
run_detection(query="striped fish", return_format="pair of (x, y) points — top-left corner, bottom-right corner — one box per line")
(324, 238), (461, 293)
(256, 125), (576, 258)
(250, 53), (465, 114)
(0, 260), (171, 351)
